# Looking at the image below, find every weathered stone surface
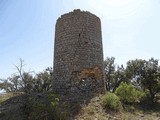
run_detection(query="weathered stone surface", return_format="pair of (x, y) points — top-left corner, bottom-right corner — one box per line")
(53, 9), (105, 99)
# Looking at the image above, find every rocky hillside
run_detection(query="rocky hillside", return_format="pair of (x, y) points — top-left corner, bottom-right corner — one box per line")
(75, 94), (160, 120)
(0, 92), (160, 120)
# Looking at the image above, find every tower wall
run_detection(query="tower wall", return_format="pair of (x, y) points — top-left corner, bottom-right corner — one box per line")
(53, 9), (105, 96)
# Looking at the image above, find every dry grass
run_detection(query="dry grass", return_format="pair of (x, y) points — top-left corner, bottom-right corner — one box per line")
(0, 92), (24, 104)
(75, 94), (107, 120)
(75, 94), (160, 120)
(0, 93), (14, 104)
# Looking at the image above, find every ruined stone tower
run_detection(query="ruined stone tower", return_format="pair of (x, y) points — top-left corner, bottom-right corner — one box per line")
(53, 9), (105, 97)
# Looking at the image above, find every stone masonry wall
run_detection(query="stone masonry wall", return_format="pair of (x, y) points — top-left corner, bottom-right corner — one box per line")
(53, 9), (105, 98)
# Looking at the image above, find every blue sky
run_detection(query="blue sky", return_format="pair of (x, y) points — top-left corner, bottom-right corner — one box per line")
(1, 0), (160, 78)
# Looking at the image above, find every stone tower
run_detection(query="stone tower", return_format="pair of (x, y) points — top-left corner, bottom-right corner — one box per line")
(53, 9), (105, 96)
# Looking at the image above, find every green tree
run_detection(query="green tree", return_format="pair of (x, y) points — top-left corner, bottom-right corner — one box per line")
(112, 65), (128, 92)
(125, 59), (145, 87)
(141, 58), (160, 103)
(125, 58), (160, 103)
(104, 57), (115, 91)
(0, 59), (53, 93)
(104, 57), (127, 92)
(33, 67), (53, 92)
(0, 79), (13, 92)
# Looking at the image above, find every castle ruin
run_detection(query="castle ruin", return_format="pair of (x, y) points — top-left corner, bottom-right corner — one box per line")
(53, 9), (105, 100)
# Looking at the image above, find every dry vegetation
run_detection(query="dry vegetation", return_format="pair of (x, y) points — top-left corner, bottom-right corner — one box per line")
(0, 92), (160, 120)
(75, 94), (160, 120)
(0, 92), (23, 103)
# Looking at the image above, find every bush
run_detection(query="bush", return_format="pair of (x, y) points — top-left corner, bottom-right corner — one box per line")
(103, 92), (123, 111)
(115, 82), (145, 104)
(25, 93), (68, 120)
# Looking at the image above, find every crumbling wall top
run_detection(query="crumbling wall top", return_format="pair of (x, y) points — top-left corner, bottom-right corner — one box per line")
(57, 9), (100, 22)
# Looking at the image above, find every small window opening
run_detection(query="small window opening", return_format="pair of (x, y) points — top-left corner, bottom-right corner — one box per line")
(85, 41), (88, 44)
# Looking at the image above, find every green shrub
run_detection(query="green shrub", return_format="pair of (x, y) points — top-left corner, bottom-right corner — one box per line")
(103, 92), (123, 111)
(25, 93), (68, 120)
(115, 82), (145, 104)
